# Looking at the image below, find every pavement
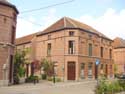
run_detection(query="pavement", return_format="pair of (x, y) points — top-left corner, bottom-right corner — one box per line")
(0, 80), (97, 94)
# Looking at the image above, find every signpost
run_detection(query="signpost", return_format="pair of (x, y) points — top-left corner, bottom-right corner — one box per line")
(95, 59), (100, 86)
(95, 59), (100, 79)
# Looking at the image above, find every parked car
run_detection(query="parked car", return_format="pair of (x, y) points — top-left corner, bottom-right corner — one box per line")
(117, 74), (125, 79)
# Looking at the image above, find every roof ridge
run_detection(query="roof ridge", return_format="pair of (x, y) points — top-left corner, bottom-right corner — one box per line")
(64, 17), (67, 28)
(66, 17), (77, 28)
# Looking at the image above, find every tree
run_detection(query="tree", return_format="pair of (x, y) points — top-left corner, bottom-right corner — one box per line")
(13, 48), (29, 84)
(41, 58), (54, 77)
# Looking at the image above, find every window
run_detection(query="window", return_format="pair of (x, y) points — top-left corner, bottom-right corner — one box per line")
(48, 35), (51, 40)
(11, 26), (15, 44)
(109, 49), (112, 59)
(88, 43), (92, 56)
(69, 31), (74, 36)
(80, 63), (85, 79)
(88, 63), (92, 78)
(101, 64), (103, 69)
(47, 43), (51, 56)
(68, 40), (75, 54)
(100, 47), (103, 58)
(88, 34), (92, 39)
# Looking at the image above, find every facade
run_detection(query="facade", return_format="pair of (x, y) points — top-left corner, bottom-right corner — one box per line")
(16, 17), (114, 81)
(0, 0), (18, 86)
(113, 38), (125, 74)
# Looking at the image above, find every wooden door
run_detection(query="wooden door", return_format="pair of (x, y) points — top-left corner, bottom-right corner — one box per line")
(67, 62), (76, 80)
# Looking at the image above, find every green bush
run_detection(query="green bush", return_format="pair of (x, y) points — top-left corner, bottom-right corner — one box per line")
(118, 79), (125, 91)
(41, 74), (47, 80)
(55, 77), (62, 82)
(95, 78), (122, 94)
(47, 77), (53, 81)
(25, 75), (39, 83)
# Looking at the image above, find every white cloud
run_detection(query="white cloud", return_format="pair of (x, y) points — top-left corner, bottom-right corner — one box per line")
(16, 16), (40, 38)
(78, 8), (125, 39)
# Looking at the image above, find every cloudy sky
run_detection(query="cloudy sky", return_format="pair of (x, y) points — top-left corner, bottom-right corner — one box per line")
(9, 0), (125, 39)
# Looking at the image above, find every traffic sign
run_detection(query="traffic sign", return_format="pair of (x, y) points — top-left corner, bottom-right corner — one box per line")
(95, 59), (100, 65)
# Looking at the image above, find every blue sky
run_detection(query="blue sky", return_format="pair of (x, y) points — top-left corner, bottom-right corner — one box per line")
(9, 0), (125, 39)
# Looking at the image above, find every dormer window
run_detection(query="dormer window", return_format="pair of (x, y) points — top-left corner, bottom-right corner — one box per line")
(69, 31), (74, 36)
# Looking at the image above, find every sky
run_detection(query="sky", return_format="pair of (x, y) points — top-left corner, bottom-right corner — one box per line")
(9, 0), (125, 39)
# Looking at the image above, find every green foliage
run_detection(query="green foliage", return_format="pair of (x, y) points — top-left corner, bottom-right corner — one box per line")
(25, 75), (39, 83)
(41, 58), (54, 77)
(18, 66), (25, 77)
(47, 77), (53, 81)
(55, 77), (62, 82)
(13, 49), (30, 84)
(95, 77), (122, 94)
(47, 77), (62, 82)
(41, 74), (47, 80)
(118, 79), (125, 91)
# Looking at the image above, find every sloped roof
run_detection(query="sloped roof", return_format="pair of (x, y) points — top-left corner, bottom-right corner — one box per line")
(16, 33), (36, 45)
(0, 0), (19, 13)
(37, 17), (111, 40)
(113, 37), (125, 48)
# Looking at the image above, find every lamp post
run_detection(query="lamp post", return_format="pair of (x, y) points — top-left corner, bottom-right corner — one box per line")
(95, 59), (100, 86)
(53, 61), (56, 84)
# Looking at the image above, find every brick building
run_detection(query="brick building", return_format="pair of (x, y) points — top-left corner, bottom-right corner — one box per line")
(113, 37), (125, 74)
(0, 0), (18, 86)
(16, 17), (114, 81)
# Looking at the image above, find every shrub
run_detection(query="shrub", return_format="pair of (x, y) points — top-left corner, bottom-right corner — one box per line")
(25, 75), (39, 83)
(41, 74), (47, 80)
(95, 77), (122, 94)
(55, 77), (62, 82)
(47, 77), (53, 81)
(118, 79), (125, 91)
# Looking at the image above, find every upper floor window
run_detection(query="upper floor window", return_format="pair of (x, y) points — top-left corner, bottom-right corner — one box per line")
(47, 43), (51, 56)
(100, 47), (103, 58)
(88, 34), (92, 39)
(48, 35), (51, 40)
(109, 49), (112, 59)
(68, 40), (75, 54)
(88, 43), (92, 56)
(69, 31), (74, 36)
(11, 26), (15, 44)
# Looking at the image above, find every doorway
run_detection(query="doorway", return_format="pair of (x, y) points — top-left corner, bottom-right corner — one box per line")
(67, 62), (76, 80)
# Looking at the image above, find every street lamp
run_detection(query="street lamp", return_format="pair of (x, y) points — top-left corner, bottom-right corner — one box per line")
(95, 59), (100, 86)
(53, 61), (57, 84)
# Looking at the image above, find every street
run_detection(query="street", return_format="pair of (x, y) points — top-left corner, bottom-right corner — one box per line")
(0, 80), (96, 94)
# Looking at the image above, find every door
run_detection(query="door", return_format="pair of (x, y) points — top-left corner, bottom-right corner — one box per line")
(67, 62), (76, 80)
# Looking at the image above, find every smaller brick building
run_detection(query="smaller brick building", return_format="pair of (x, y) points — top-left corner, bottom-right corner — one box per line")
(113, 37), (125, 74)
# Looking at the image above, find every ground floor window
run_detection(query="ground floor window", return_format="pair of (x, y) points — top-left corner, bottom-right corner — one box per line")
(80, 63), (85, 79)
(88, 63), (93, 78)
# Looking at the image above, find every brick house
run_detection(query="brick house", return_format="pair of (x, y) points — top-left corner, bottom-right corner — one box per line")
(16, 17), (114, 81)
(113, 37), (125, 74)
(0, 0), (18, 86)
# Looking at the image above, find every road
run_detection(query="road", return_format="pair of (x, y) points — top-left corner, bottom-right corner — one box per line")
(0, 80), (96, 94)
